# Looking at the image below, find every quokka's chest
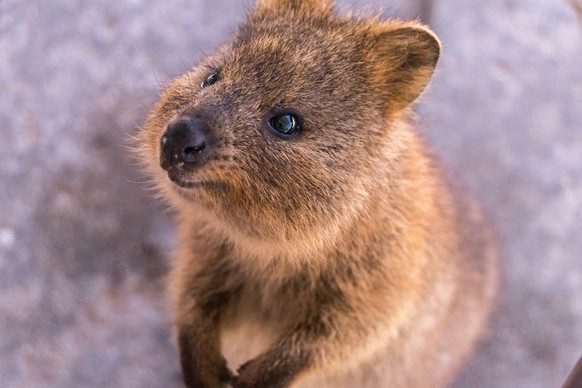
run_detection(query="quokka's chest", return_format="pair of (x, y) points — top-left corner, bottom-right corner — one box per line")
(219, 283), (303, 370)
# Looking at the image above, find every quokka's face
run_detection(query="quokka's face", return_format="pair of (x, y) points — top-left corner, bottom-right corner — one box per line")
(138, 0), (440, 243)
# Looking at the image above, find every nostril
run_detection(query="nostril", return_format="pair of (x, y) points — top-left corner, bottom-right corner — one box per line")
(183, 142), (206, 156)
(182, 141), (207, 163)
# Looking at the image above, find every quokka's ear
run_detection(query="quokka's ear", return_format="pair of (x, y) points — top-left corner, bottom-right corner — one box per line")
(366, 23), (441, 113)
(256, 0), (333, 13)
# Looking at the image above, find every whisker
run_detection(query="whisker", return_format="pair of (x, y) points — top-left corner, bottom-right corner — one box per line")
(152, 70), (165, 93)
(181, 58), (197, 96)
(127, 90), (151, 111)
(133, 46), (166, 93)
(193, 40), (219, 69)
(123, 175), (156, 186)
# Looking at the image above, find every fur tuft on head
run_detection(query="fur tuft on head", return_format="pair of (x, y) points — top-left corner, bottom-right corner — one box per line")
(256, 0), (333, 14)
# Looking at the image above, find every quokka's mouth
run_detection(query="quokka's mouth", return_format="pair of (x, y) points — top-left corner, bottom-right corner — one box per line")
(167, 169), (204, 188)
(167, 169), (225, 190)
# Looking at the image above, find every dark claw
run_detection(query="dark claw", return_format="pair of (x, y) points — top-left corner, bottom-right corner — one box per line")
(220, 358), (234, 383)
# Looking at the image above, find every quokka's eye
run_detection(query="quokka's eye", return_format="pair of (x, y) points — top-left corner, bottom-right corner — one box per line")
(201, 72), (219, 88)
(267, 110), (303, 138)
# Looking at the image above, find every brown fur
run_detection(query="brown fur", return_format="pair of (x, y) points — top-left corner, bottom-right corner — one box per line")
(136, 0), (499, 386)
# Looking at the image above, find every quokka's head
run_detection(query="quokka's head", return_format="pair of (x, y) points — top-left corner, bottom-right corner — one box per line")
(138, 0), (440, 251)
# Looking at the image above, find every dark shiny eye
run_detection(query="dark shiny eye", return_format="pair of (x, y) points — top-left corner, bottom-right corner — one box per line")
(268, 111), (303, 137)
(201, 72), (219, 88)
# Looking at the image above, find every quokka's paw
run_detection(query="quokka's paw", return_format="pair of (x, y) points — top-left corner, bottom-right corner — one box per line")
(231, 358), (295, 388)
(231, 360), (255, 388)
(231, 359), (270, 388)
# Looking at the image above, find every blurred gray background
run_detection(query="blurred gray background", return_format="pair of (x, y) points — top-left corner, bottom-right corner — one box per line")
(1, 0), (581, 387)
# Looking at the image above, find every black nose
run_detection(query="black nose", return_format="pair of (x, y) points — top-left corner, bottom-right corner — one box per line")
(160, 116), (212, 171)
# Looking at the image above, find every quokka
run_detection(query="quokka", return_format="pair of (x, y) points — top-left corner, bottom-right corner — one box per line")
(137, 0), (499, 386)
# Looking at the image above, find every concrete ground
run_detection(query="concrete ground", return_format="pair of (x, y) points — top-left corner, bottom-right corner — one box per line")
(0, 0), (580, 387)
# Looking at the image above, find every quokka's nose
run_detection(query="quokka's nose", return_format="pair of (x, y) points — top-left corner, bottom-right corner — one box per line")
(160, 116), (212, 171)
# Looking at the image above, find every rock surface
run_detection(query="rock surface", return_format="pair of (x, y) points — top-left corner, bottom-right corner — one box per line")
(423, 0), (582, 386)
(0, 0), (580, 387)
